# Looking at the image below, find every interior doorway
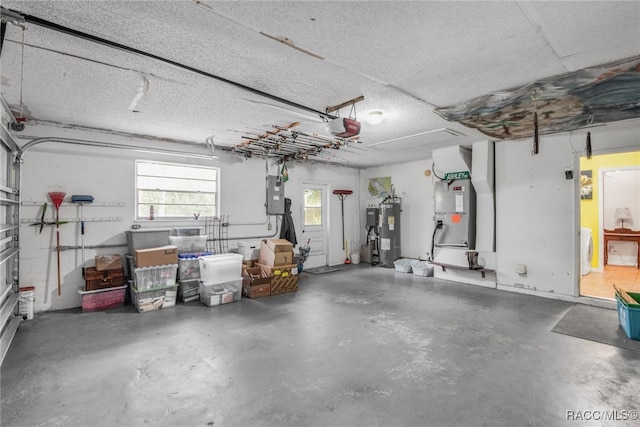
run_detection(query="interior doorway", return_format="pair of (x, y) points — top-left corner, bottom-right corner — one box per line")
(579, 151), (640, 300)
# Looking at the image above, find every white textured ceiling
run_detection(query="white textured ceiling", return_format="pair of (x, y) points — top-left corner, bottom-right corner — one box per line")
(1, 1), (639, 167)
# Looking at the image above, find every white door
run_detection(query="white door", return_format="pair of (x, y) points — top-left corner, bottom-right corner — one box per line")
(302, 183), (328, 269)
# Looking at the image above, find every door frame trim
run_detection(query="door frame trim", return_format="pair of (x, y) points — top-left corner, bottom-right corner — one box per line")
(302, 181), (330, 267)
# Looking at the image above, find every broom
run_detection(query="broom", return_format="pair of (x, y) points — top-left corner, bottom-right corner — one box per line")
(48, 192), (66, 296)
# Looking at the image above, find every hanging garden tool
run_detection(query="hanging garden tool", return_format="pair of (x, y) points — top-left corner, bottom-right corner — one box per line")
(30, 203), (69, 233)
(30, 202), (53, 233)
(333, 189), (353, 264)
(71, 195), (94, 278)
(48, 192), (66, 296)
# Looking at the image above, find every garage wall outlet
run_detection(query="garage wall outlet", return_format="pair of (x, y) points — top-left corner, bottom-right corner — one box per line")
(515, 264), (527, 274)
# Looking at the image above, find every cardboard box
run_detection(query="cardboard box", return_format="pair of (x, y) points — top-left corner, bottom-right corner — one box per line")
(242, 267), (271, 285)
(95, 255), (123, 271)
(242, 260), (255, 269)
(255, 263), (297, 277)
(242, 282), (271, 298)
(271, 272), (299, 296)
(263, 239), (294, 253)
(258, 241), (294, 266)
(134, 245), (178, 267)
(242, 267), (271, 298)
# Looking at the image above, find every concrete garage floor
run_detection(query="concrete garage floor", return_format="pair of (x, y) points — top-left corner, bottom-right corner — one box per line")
(2, 265), (639, 427)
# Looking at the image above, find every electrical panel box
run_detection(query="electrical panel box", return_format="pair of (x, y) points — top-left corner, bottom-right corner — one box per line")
(266, 175), (285, 215)
(366, 207), (380, 228)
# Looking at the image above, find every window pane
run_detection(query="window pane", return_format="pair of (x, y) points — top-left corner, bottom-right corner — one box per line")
(304, 207), (322, 226)
(304, 189), (322, 207)
(136, 160), (218, 220)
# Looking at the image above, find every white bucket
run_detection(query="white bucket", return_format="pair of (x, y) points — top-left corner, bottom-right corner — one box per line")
(350, 252), (361, 264)
(19, 287), (35, 320)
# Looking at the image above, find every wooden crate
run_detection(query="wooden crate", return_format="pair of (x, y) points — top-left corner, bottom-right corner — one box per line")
(85, 267), (125, 291)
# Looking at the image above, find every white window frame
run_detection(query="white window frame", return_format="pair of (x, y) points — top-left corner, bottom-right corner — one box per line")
(135, 159), (219, 221)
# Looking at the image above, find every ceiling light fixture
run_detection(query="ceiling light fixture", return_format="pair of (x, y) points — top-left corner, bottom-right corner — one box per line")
(367, 111), (384, 125)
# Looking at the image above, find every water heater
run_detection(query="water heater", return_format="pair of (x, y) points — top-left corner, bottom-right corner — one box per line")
(379, 199), (401, 267)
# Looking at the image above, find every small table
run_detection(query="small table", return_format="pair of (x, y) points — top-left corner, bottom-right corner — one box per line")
(603, 228), (640, 269)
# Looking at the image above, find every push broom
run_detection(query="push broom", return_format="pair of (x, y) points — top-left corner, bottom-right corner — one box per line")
(333, 189), (353, 264)
(48, 192), (66, 296)
(71, 195), (94, 278)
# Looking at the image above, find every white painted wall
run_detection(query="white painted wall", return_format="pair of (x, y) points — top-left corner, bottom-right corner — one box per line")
(495, 124), (640, 298)
(18, 130), (359, 312)
(16, 120), (640, 311)
(362, 121), (639, 300)
(602, 168), (640, 266)
(359, 160), (434, 261)
(494, 134), (578, 297)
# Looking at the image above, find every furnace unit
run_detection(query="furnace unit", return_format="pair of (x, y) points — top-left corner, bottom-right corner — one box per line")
(434, 179), (476, 249)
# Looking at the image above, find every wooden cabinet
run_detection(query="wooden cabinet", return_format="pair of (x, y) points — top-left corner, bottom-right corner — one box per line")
(603, 228), (640, 269)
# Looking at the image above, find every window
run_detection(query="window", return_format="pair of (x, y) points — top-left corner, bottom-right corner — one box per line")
(136, 160), (218, 220)
(303, 188), (322, 225)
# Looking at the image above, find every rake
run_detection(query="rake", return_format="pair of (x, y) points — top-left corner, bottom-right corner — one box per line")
(48, 192), (66, 296)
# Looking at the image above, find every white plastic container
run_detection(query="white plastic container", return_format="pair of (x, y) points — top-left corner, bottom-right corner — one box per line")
(350, 252), (361, 264)
(19, 287), (35, 320)
(412, 261), (434, 277)
(237, 241), (260, 261)
(173, 227), (203, 236)
(169, 235), (207, 253)
(393, 258), (419, 273)
(198, 254), (244, 284)
(132, 264), (178, 291)
(199, 279), (242, 305)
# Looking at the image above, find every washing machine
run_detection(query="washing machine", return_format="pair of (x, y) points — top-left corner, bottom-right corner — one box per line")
(580, 227), (593, 276)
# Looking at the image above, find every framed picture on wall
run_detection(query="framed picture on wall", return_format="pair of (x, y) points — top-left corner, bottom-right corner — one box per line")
(580, 170), (593, 200)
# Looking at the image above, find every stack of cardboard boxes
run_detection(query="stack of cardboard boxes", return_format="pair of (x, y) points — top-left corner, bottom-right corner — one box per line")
(243, 239), (299, 298)
(130, 245), (179, 312)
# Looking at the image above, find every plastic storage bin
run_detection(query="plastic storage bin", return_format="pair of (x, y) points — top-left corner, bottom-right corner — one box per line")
(172, 227), (203, 236)
(199, 279), (242, 306)
(178, 258), (199, 280)
(130, 283), (178, 313)
(126, 229), (170, 254)
(412, 261), (434, 277)
(238, 241), (261, 261)
(78, 285), (127, 313)
(18, 286), (35, 320)
(616, 292), (640, 340)
(169, 235), (207, 253)
(132, 264), (178, 291)
(393, 258), (419, 273)
(178, 279), (200, 302)
(199, 254), (244, 284)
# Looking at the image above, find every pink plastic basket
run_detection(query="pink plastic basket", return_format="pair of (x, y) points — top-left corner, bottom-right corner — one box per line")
(78, 285), (127, 313)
